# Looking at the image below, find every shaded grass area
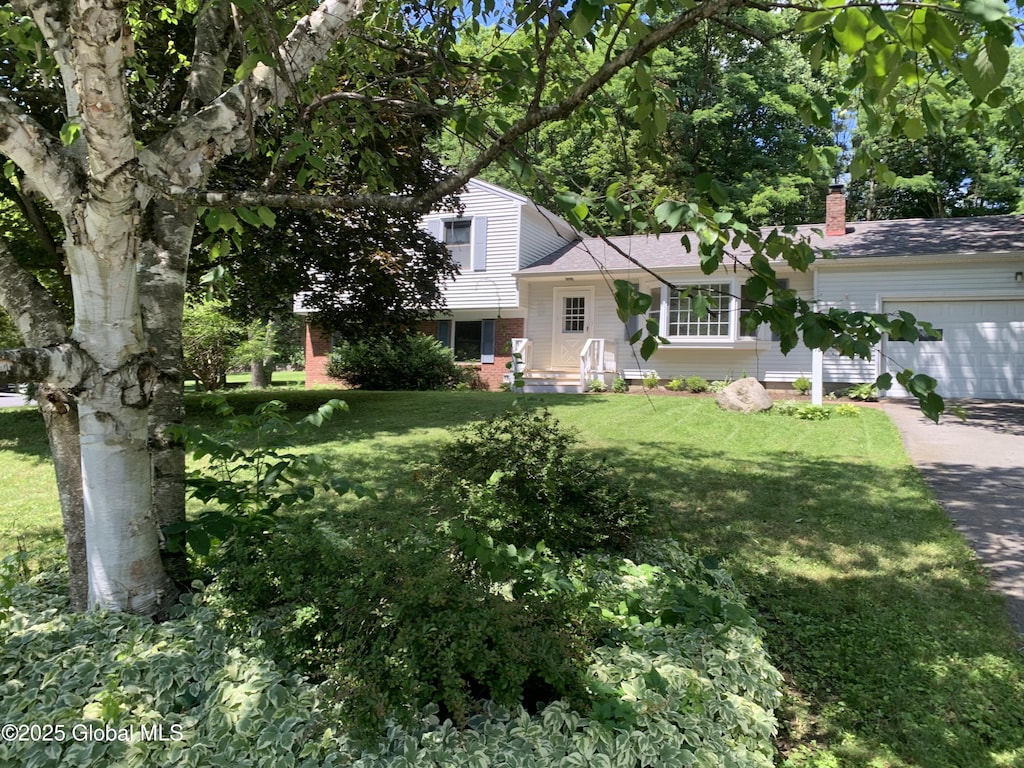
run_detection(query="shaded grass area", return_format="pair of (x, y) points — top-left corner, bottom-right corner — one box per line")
(2, 390), (1022, 766)
(0, 408), (63, 555)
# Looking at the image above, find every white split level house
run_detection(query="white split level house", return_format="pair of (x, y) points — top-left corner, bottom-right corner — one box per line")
(300, 179), (1024, 399)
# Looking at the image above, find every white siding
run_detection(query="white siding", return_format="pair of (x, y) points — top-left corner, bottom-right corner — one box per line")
(423, 181), (574, 311)
(815, 257), (1024, 386)
(524, 271), (815, 380)
(519, 206), (576, 267)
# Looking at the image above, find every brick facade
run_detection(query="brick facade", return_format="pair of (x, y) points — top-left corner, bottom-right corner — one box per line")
(304, 324), (334, 388)
(304, 317), (525, 390)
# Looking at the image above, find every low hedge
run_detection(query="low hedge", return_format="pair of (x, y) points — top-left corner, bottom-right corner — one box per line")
(0, 542), (781, 768)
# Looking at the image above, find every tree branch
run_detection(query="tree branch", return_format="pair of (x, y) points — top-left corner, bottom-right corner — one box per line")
(709, 15), (773, 44)
(143, 172), (429, 213)
(180, 0), (235, 115)
(0, 233), (68, 346)
(147, 0), (746, 215)
(0, 173), (63, 262)
(140, 0), (366, 187)
(0, 93), (83, 215)
(302, 91), (445, 120)
(11, 0), (80, 121)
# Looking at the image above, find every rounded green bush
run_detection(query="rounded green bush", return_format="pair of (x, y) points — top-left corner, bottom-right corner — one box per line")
(685, 375), (710, 393)
(422, 409), (652, 554)
(326, 333), (465, 390)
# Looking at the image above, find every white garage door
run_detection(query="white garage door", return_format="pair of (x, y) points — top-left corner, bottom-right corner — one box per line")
(882, 299), (1024, 399)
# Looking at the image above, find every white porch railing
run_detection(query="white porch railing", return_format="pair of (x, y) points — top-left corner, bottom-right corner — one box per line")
(508, 338), (531, 390)
(579, 338), (607, 393)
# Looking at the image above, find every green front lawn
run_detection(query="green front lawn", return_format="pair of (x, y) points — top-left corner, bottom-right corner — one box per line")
(1, 390), (1021, 767)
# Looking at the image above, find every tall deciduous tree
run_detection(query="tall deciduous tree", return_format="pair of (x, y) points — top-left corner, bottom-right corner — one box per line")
(847, 45), (1024, 220)
(0, 0), (1018, 617)
(443, 11), (842, 233)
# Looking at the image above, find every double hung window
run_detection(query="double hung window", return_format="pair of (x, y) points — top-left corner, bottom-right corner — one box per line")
(443, 220), (472, 270)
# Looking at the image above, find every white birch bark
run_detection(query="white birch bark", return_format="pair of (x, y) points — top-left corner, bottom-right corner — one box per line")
(0, 0), (365, 614)
(0, 240), (88, 610)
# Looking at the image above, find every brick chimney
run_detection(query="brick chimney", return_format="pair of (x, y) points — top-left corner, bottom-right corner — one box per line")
(825, 183), (847, 237)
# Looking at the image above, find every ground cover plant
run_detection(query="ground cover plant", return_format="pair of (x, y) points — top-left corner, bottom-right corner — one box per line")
(2, 391), (1023, 767)
(0, 391), (780, 767)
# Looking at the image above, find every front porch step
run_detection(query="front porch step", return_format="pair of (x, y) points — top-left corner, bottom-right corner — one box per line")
(517, 370), (581, 394)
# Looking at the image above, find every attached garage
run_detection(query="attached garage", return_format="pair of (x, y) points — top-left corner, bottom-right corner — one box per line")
(882, 298), (1024, 399)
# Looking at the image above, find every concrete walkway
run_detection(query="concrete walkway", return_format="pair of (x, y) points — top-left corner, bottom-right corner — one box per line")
(883, 400), (1024, 635)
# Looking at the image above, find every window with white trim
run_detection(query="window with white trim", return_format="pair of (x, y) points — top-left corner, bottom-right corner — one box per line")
(443, 220), (472, 270)
(667, 283), (731, 338)
(428, 216), (488, 272)
(437, 319), (496, 363)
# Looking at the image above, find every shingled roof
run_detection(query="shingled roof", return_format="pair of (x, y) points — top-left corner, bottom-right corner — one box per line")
(517, 214), (1024, 276)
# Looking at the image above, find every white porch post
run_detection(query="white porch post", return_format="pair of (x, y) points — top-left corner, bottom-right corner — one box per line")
(811, 348), (824, 405)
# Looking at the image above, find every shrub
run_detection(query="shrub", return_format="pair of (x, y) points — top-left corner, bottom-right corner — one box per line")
(846, 381), (879, 401)
(1, 543), (782, 768)
(326, 333), (464, 390)
(834, 403), (861, 417)
(793, 375), (812, 395)
(641, 370), (660, 388)
(585, 377), (607, 392)
(611, 377), (628, 393)
(216, 524), (589, 735)
(709, 378), (731, 393)
(182, 297), (246, 391)
(774, 401), (834, 420)
(422, 409), (651, 554)
(665, 377), (686, 391)
(685, 375), (710, 393)
(163, 395), (370, 563)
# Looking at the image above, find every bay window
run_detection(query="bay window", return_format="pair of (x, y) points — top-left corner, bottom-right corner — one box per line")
(645, 280), (782, 344)
(667, 283), (731, 337)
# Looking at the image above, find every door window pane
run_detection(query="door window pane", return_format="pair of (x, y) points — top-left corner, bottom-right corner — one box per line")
(563, 296), (586, 333)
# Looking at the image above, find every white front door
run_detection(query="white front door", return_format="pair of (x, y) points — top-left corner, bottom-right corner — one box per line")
(552, 287), (594, 367)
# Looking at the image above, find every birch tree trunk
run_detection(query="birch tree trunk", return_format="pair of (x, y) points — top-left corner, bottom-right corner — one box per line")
(36, 384), (88, 611)
(4, 0), (429, 613)
(139, 200), (197, 586)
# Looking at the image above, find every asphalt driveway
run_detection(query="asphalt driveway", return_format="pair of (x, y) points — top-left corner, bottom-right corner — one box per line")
(883, 400), (1024, 635)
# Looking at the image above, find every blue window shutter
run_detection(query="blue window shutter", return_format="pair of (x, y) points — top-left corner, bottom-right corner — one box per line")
(471, 216), (488, 271)
(481, 319), (496, 363)
(437, 319), (451, 348)
(427, 219), (443, 241)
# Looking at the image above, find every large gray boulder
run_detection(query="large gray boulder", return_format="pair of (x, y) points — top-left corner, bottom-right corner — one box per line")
(715, 377), (773, 413)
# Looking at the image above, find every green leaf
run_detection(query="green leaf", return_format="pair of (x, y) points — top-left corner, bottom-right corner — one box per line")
(59, 120), (81, 146)
(962, 0), (1009, 23)
(868, 6), (900, 38)
(186, 527), (212, 556)
(256, 206), (277, 227)
(236, 207), (262, 227)
(744, 276), (768, 302)
(640, 335), (659, 360)
(901, 116), (927, 140)
(235, 52), (273, 81)
(794, 9), (834, 33)
(832, 8), (870, 55)
(961, 40), (1009, 100)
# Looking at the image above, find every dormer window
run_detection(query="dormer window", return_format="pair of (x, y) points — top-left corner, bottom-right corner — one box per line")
(443, 219), (473, 270)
